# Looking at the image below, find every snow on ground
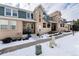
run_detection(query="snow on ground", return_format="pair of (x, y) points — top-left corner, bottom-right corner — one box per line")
(1, 32), (79, 56)
(0, 39), (35, 50)
(0, 34), (50, 50)
(0, 33), (50, 50)
(0, 32), (72, 50)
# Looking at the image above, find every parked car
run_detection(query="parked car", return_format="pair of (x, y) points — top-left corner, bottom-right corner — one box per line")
(2, 37), (12, 44)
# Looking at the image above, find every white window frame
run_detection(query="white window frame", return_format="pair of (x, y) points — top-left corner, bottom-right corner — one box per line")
(27, 12), (30, 19)
(5, 7), (12, 16)
(30, 12), (31, 19)
(12, 9), (18, 17)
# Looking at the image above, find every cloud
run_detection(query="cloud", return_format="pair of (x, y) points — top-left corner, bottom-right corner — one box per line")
(42, 3), (79, 21)
(61, 3), (79, 21)
(19, 3), (40, 11)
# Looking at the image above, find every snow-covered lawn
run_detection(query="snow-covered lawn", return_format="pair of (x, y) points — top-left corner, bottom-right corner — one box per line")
(0, 39), (35, 50)
(1, 32), (79, 56)
(0, 32), (72, 50)
(0, 33), (50, 50)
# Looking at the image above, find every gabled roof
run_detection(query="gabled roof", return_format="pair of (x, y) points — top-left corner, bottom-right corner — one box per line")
(34, 5), (44, 13)
(34, 5), (51, 23)
(49, 11), (62, 17)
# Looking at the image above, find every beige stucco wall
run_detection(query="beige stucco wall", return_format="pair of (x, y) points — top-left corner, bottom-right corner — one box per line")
(34, 5), (51, 34)
(0, 19), (23, 40)
(64, 24), (71, 31)
(35, 17), (51, 34)
(49, 11), (70, 32)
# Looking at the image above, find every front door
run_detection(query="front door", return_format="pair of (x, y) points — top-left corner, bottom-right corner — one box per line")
(51, 23), (57, 31)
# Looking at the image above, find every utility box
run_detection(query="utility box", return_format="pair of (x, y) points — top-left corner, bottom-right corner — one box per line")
(35, 45), (42, 55)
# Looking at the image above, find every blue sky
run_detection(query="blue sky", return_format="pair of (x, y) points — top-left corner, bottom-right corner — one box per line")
(0, 0), (79, 21)
(42, 3), (79, 21)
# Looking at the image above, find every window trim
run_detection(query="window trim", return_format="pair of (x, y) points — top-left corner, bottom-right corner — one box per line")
(5, 7), (12, 16)
(18, 10), (26, 19)
(43, 23), (46, 28)
(12, 9), (18, 17)
(31, 13), (33, 19)
(0, 6), (4, 16)
(27, 12), (30, 19)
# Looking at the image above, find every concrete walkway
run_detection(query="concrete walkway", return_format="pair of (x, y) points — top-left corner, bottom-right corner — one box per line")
(0, 32), (73, 55)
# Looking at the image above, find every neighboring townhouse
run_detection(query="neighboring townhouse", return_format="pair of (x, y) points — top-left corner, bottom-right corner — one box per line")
(33, 5), (52, 34)
(49, 11), (68, 32)
(0, 4), (71, 40)
(64, 21), (73, 31)
(0, 4), (35, 40)
(33, 5), (69, 34)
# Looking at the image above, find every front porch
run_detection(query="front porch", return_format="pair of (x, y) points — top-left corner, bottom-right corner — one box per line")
(23, 21), (36, 34)
(51, 23), (57, 31)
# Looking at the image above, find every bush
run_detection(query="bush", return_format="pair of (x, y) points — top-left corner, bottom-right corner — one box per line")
(23, 34), (31, 40)
(73, 25), (79, 31)
(48, 31), (58, 34)
(2, 37), (12, 44)
(11, 38), (17, 42)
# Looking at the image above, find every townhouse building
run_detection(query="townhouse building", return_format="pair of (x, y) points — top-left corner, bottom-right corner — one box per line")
(0, 4), (35, 40)
(0, 4), (70, 40)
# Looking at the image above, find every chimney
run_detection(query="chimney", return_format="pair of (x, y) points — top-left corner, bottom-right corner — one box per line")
(16, 3), (20, 8)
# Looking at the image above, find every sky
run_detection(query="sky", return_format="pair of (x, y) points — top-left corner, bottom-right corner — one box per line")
(0, 0), (79, 21)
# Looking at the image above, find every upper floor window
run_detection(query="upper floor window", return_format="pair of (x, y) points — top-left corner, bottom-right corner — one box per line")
(18, 10), (26, 19)
(13, 9), (18, 17)
(39, 14), (41, 22)
(0, 6), (4, 16)
(43, 23), (46, 28)
(31, 13), (33, 19)
(6, 8), (11, 16)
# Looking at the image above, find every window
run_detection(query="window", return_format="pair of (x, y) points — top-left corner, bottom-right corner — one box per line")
(27, 13), (30, 19)
(47, 23), (50, 28)
(60, 24), (62, 27)
(0, 6), (4, 16)
(13, 9), (18, 17)
(6, 8), (11, 16)
(62, 24), (64, 27)
(31, 23), (34, 29)
(0, 20), (16, 29)
(39, 14), (41, 22)
(9, 21), (16, 29)
(43, 23), (46, 28)
(31, 13), (33, 19)
(18, 10), (26, 19)
(0, 20), (8, 29)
